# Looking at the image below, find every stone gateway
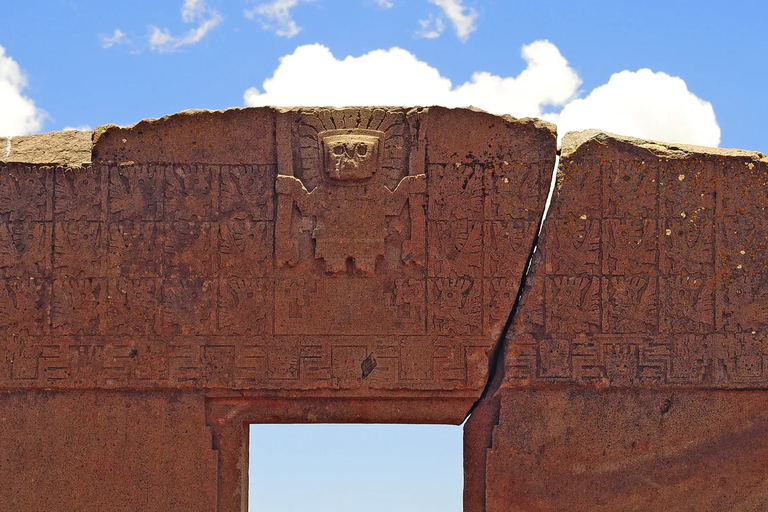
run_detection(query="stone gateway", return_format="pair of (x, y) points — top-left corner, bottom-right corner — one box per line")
(0, 107), (766, 511)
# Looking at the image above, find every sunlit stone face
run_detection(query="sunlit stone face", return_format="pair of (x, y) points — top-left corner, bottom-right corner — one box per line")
(322, 132), (381, 181)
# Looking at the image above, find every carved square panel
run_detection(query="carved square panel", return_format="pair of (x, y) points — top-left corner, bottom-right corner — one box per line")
(484, 162), (542, 220)
(202, 344), (236, 388)
(108, 164), (163, 221)
(219, 220), (272, 278)
(0, 164), (52, 221)
(429, 277), (482, 335)
(719, 159), (768, 216)
(107, 222), (161, 277)
(660, 219), (714, 275)
(545, 276), (601, 335)
(54, 166), (106, 221)
(660, 275), (715, 334)
(162, 222), (217, 278)
(484, 220), (537, 278)
(220, 165), (275, 221)
(54, 222), (105, 278)
(720, 273), (768, 333)
(601, 219), (658, 276)
(168, 338), (202, 384)
(428, 220), (483, 277)
(548, 160), (601, 219)
(659, 160), (714, 220)
(428, 163), (484, 220)
(266, 337), (299, 380)
(717, 215), (768, 275)
(545, 218), (600, 275)
(164, 165), (219, 222)
(602, 276), (658, 334)
(0, 221), (51, 278)
(602, 160), (658, 218)
(484, 278), (517, 337)
(52, 278), (107, 335)
(0, 278), (50, 335)
(399, 337), (434, 381)
(106, 278), (162, 335)
(218, 278), (271, 335)
(161, 279), (217, 335)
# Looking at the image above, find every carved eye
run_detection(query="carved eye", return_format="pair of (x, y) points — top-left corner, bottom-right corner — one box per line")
(357, 144), (368, 157)
(333, 145), (345, 156)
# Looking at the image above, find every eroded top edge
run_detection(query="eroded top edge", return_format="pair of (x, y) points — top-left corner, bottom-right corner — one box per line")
(561, 129), (767, 161)
(1, 129), (93, 167)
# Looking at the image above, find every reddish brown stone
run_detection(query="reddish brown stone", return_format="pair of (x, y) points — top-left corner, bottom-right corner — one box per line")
(0, 107), (555, 511)
(470, 131), (768, 511)
(505, 130), (768, 389)
(0, 390), (217, 512)
(8, 115), (767, 511)
(468, 389), (768, 512)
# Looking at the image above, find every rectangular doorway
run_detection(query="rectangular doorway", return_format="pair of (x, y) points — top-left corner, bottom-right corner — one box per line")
(249, 424), (463, 511)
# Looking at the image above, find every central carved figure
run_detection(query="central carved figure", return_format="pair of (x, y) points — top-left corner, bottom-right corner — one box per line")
(277, 120), (425, 277)
(322, 129), (381, 181)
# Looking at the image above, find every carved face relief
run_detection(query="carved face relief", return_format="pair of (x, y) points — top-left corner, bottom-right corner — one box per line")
(321, 130), (382, 181)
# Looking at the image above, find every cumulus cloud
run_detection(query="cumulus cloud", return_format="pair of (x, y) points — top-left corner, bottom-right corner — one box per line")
(244, 41), (579, 119)
(100, 29), (130, 49)
(545, 69), (720, 146)
(418, 0), (477, 42)
(149, 0), (223, 52)
(244, 0), (317, 38)
(0, 45), (45, 136)
(243, 42), (720, 147)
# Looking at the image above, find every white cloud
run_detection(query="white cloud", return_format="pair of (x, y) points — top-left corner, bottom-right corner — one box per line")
(416, 15), (446, 39)
(376, 0), (394, 7)
(62, 125), (93, 131)
(100, 29), (130, 49)
(149, 0), (223, 53)
(244, 42), (579, 120)
(0, 45), (45, 136)
(546, 69), (721, 146)
(181, 0), (207, 23)
(243, 42), (720, 147)
(420, 0), (477, 42)
(244, 0), (317, 38)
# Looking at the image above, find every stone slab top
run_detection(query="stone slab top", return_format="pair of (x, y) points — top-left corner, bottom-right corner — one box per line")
(0, 129), (93, 168)
(561, 129), (767, 161)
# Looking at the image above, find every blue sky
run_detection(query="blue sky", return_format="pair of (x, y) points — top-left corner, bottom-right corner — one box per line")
(1, 0), (766, 150)
(1, 1), (766, 510)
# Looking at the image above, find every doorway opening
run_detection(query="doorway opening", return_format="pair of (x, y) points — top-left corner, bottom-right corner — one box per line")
(249, 424), (463, 512)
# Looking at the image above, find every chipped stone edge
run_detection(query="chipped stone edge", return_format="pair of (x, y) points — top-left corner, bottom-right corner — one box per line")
(1, 129), (94, 167)
(561, 129), (767, 162)
(93, 105), (559, 144)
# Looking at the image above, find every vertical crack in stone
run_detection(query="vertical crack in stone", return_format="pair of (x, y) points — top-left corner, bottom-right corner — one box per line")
(465, 153), (561, 421)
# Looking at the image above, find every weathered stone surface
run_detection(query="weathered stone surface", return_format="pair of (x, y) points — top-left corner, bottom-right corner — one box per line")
(467, 389), (768, 512)
(1, 129), (92, 167)
(9, 114), (768, 511)
(92, 107), (275, 164)
(0, 390), (216, 512)
(505, 130), (768, 389)
(0, 107), (554, 405)
(0, 106), (556, 510)
(466, 130), (768, 511)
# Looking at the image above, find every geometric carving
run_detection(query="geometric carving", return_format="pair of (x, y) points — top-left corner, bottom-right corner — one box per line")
(0, 107), (554, 397)
(506, 131), (768, 388)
